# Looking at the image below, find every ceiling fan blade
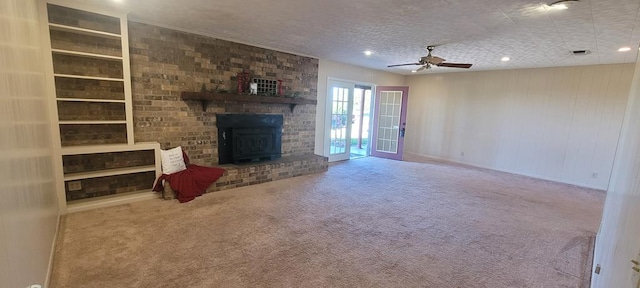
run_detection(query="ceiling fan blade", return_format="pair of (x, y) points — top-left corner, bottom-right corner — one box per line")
(429, 56), (446, 65)
(437, 62), (473, 69)
(415, 65), (428, 72)
(387, 63), (421, 68)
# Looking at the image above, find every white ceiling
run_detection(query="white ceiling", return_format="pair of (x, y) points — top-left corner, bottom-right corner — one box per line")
(87, 0), (640, 75)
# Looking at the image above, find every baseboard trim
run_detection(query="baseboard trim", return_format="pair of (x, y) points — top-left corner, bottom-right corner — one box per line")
(404, 152), (606, 191)
(66, 191), (159, 214)
(584, 235), (596, 288)
(44, 211), (61, 288)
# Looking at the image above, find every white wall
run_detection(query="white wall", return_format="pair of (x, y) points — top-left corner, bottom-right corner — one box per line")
(404, 64), (634, 189)
(591, 58), (640, 287)
(315, 59), (405, 156)
(0, 0), (59, 287)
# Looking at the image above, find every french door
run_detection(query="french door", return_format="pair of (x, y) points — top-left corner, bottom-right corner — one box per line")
(370, 86), (409, 160)
(327, 80), (355, 162)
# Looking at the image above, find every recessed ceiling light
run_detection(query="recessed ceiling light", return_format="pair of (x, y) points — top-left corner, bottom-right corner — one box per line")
(549, 0), (578, 9)
(363, 50), (373, 56)
(618, 47), (632, 52)
(501, 57), (510, 62)
(411, 70), (417, 73)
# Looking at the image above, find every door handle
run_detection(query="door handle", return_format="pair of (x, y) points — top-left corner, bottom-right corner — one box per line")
(400, 128), (406, 137)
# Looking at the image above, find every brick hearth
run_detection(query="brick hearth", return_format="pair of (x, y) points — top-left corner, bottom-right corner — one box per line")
(162, 154), (328, 200)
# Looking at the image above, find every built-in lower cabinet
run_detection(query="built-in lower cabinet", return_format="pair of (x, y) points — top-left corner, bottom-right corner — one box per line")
(61, 143), (161, 213)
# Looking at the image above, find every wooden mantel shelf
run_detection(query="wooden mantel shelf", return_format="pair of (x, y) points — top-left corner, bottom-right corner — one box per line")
(181, 92), (317, 112)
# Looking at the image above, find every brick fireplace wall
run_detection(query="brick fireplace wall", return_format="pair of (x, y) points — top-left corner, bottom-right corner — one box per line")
(128, 22), (319, 165)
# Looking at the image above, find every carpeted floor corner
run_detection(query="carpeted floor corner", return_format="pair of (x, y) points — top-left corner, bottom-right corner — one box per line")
(50, 157), (604, 287)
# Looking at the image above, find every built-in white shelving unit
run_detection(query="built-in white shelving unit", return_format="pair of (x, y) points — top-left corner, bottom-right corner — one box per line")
(49, 22), (122, 38)
(64, 165), (158, 181)
(56, 98), (126, 103)
(40, 1), (161, 213)
(53, 74), (125, 81)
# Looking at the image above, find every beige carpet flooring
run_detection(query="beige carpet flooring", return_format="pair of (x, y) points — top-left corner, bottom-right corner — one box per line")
(50, 157), (605, 288)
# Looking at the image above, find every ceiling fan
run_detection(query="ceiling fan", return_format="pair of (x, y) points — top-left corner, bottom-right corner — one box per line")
(388, 46), (473, 72)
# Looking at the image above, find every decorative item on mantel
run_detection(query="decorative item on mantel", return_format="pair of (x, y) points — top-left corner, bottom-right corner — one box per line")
(236, 72), (243, 93)
(252, 78), (278, 96)
(236, 71), (250, 94)
(243, 72), (250, 92)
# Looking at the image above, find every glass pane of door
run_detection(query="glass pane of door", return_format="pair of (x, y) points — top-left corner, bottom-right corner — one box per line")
(326, 79), (354, 162)
(350, 87), (372, 158)
(375, 91), (402, 154)
(330, 86), (350, 156)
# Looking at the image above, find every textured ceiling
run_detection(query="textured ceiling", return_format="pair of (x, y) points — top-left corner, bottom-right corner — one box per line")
(83, 0), (640, 74)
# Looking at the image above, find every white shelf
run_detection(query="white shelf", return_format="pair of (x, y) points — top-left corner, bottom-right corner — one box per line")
(49, 23), (121, 39)
(52, 49), (122, 60)
(57, 98), (125, 103)
(54, 73), (124, 82)
(61, 142), (160, 155)
(59, 120), (126, 125)
(64, 165), (156, 181)
(66, 190), (159, 214)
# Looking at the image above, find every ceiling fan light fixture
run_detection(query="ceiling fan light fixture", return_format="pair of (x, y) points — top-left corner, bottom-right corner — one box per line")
(387, 46), (472, 70)
(549, 0), (579, 9)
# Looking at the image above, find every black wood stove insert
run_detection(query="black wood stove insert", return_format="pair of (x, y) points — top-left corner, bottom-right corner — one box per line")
(216, 114), (283, 164)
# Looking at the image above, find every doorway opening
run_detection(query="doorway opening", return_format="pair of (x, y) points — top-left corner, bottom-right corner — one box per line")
(326, 79), (375, 162)
(350, 86), (372, 159)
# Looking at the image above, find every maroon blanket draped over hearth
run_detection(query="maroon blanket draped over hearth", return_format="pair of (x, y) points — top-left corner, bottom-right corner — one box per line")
(153, 153), (225, 202)
(153, 165), (225, 202)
